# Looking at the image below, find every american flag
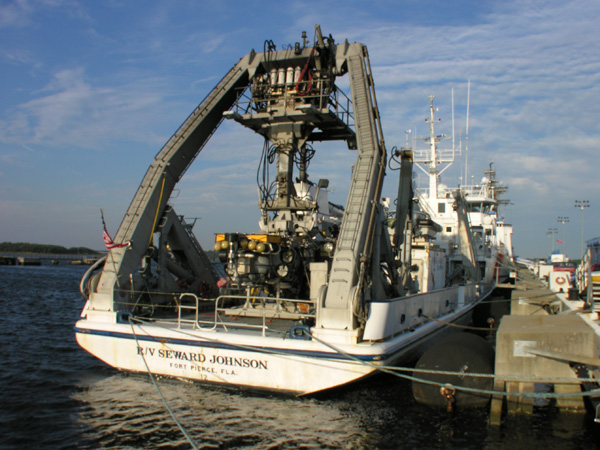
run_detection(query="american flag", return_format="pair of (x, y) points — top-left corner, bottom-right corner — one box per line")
(101, 209), (129, 250)
(103, 229), (128, 250)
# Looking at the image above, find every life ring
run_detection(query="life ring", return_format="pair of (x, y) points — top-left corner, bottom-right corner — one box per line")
(555, 276), (566, 285)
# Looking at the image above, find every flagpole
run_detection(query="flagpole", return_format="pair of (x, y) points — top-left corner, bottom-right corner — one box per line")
(100, 209), (130, 290)
(557, 216), (569, 256)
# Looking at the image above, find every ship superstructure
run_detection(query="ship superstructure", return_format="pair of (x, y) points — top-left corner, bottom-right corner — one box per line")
(410, 97), (514, 286)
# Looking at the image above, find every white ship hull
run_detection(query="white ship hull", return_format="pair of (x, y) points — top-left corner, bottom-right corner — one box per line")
(75, 284), (492, 395)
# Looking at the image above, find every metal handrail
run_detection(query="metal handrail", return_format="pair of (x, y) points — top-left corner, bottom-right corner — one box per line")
(175, 292), (316, 335)
(229, 80), (354, 130)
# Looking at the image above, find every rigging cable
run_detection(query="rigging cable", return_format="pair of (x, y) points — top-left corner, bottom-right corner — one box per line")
(295, 37), (317, 96)
(256, 139), (278, 208)
(148, 175), (167, 248)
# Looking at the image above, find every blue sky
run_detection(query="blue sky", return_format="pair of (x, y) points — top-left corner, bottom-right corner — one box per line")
(1, 0), (599, 259)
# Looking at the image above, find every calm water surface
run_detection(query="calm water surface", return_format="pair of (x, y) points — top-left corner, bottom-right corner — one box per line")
(0, 265), (598, 449)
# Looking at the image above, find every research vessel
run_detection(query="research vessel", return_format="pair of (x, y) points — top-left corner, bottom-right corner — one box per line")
(410, 97), (514, 288)
(76, 27), (498, 394)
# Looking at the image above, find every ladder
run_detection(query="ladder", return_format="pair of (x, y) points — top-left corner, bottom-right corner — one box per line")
(319, 45), (386, 329)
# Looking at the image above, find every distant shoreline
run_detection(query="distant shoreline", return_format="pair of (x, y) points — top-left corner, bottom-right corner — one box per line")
(0, 242), (102, 255)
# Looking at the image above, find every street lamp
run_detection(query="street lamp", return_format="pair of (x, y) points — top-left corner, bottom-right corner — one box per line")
(574, 200), (590, 257)
(557, 216), (569, 256)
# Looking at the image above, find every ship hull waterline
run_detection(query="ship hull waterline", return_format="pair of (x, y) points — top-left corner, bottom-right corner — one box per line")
(75, 286), (494, 396)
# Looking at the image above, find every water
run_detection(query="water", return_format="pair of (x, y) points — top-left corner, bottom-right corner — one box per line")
(1, 265), (598, 449)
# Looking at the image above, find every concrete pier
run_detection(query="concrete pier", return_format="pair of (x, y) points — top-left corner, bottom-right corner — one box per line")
(489, 267), (600, 426)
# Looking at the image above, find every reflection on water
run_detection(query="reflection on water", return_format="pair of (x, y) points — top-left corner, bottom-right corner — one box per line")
(74, 373), (372, 449)
(1, 265), (599, 450)
(72, 370), (600, 450)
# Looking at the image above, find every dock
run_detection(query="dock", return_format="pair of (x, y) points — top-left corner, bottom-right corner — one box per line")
(489, 266), (600, 425)
(0, 252), (103, 266)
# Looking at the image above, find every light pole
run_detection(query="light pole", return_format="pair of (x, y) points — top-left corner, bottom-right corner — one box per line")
(574, 200), (590, 257)
(557, 216), (569, 256)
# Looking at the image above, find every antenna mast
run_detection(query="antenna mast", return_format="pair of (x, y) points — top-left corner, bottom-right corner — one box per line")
(452, 88), (455, 154)
(465, 80), (471, 185)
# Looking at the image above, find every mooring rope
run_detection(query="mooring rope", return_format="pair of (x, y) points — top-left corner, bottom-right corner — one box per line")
(130, 316), (600, 399)
(381, 364), (598, 384)
(129, 318), (200, 450)
(304, 329), (600, 400)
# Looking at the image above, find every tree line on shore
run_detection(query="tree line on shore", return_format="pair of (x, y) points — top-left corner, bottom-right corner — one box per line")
(0, 242), (101, 255)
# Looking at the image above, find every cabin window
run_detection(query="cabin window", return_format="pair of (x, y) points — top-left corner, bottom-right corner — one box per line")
(438, 202), (446, 213)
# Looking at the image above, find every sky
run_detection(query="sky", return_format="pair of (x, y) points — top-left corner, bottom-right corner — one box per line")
(1, 0), (599, 259)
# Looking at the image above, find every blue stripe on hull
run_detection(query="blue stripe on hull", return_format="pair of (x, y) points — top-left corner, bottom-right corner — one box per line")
(75, 294), (484, 366)
(74, 326), (376, 362)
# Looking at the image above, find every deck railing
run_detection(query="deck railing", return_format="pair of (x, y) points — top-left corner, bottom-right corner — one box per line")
(175, 292), (315, 336)
(228, 79), (355, 131)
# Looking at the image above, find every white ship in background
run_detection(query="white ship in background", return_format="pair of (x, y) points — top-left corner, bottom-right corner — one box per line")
(75, 27), (508, 395)
(409, 96), (514, 287)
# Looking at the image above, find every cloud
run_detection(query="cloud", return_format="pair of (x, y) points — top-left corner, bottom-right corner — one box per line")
(1, 0), (598, 257)
(345, 1), (600, 258)
(0, 0), (34, 27)
(0, 67), (177, 150)
(0, 0), (89, 28)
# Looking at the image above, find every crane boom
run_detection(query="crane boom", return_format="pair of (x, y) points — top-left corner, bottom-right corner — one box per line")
(95, 54), (260, 306)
